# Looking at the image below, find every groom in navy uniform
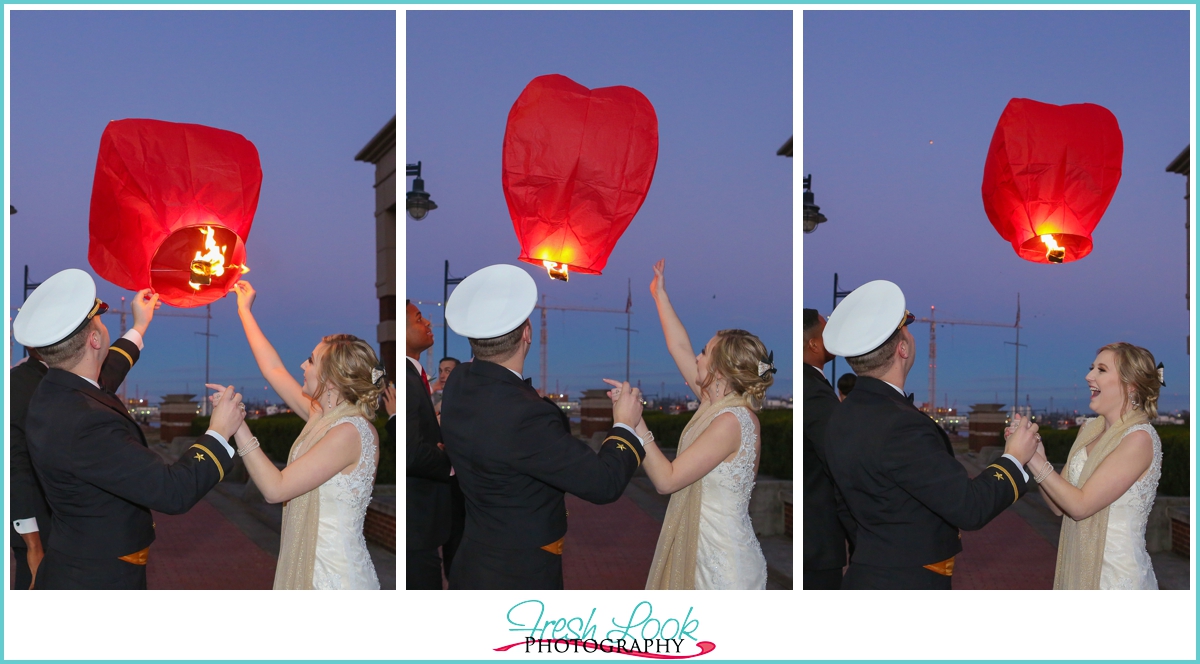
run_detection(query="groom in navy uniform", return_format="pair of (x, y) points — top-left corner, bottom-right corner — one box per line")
(822, 280), (1040, 589)
(17, 269), (246, 589)
(440, 264), (646, 590)
(9, 285), (157, 590)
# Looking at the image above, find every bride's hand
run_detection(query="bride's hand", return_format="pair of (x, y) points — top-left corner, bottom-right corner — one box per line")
(205, 383), (232, 407)
(649, 259), (667, 301)
(232, 280), (256, 313)
(603, 378), (623, 404)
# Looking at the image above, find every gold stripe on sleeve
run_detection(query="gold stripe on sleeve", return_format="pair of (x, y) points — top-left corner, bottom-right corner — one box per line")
(604, 435), (642, 467)
(108, 345), (133, 366)
(190, 443), (224, 482)
(986, 463), (1019, 505)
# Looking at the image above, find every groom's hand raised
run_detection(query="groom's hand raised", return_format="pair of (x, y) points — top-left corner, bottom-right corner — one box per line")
(606, 380), (643, 429)
(209, 385), (247, 441)
(1003, 412), (1040, 465)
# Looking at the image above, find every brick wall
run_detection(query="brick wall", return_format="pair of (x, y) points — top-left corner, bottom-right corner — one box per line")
(364, 502), (395, 552)
(1171, 515), (1189, 557)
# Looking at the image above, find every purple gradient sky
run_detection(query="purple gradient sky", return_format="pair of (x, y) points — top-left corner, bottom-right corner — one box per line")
(9, 10), (395, 403)
(406, 10), (793, 401)
(804, 10), (1191, 415)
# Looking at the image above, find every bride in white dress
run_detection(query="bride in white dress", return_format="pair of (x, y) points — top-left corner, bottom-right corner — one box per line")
(618, 260), (772, 590)
(209, 281), (382, 589)
(1020, 342), (1163, 590)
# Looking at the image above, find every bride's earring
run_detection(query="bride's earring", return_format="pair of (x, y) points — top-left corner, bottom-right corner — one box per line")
(1130, 392), (1140, 409)
(325, 391), (334, 409)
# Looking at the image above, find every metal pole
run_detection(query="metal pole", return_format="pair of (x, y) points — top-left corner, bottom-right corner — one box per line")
(194, 305), (217, 416)
(443, 260), (464, 360)
(626, 279), (632, 382)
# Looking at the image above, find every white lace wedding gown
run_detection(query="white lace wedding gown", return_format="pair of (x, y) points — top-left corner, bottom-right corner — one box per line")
(695, 407), (768, 589)
(1065, 422), (1162, 590)
(312, 416), (380, 590)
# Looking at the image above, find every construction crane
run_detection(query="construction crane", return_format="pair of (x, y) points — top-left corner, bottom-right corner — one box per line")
(916, 305), (1017, 412)
(535, 294), (627, 396)
(109, 298), (212, 409)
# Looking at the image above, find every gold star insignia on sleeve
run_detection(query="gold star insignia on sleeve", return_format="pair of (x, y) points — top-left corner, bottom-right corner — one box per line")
(195, 452), (206, 462)
(616, 443), (627, 452)
(994, 471), (1004, 481)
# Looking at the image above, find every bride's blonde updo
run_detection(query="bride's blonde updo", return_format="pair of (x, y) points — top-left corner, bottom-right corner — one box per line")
(315, 334), (385, 419)
(699, 329), (775, 411)
(1098, 342), (1161, 420)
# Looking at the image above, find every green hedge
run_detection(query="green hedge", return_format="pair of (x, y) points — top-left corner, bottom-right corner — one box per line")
(190, 413), (395, 485)
(1039, 424), (1189, 497)
(642, 409), (793, 480)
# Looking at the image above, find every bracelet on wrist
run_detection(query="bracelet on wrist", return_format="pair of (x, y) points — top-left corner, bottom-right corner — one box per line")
(1033, 460), (1054, 484)
(237, 436), (261, 458)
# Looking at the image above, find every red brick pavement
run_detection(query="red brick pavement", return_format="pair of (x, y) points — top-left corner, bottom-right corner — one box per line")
(563, 495), (661, 590)
(949, 460), (1060, 589)
(147, 499), (277, 590)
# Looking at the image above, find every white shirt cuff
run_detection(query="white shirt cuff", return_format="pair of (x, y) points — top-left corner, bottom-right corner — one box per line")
(13, 518), (38, 534)
(613, 423), (644, 447)
(121, 328), (144, 350)
(204, 430), (236, 458)
(1002, 454), (1030, 482)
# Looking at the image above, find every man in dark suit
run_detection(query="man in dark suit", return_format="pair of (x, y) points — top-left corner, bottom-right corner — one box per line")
(405, 300), (453, 589)
(16, 269), (246, 589)
(431, 356), (466, 583)
(9, 287), (157, 590)
(440, 264), (646, 590)
(802, 308), (855, 590)
(822, 280), (1039, 589)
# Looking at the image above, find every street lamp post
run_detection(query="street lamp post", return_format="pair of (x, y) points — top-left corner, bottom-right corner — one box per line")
(443, 260), (464, 360)
(803, 174), (827, 233)
(407, 161), (438, 220)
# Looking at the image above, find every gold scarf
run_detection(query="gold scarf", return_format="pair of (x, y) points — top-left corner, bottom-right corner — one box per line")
(645, 392), (749, 590)
(273, 401), (359, 590)
(1052, 409), (1150, 590)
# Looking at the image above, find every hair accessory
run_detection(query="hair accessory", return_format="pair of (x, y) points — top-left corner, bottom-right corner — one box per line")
(757, 350), (777, 378)
(371, 366), (386, 385)
(1157, 362), (1165, 387)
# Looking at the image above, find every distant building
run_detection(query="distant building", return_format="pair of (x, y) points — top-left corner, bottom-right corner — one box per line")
(355, 117), (398, 385)
(967, 403), (1007, 452)
(160, 394), (200, 443)
(763, 396), (793, 409)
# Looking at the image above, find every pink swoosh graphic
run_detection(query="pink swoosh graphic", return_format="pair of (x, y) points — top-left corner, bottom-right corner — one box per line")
(494, 639), (716, 659)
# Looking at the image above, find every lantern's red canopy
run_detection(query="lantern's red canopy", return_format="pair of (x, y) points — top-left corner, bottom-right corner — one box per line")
(982, 98), (1123, 264)
(88, 119), (261, 307)
(503, 74), (658, 276)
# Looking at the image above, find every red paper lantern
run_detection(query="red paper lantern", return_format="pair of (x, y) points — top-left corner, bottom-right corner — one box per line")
(88, 118), (261, 307)
(982, 98), (1123, 264)
(503, 74), (658, 281)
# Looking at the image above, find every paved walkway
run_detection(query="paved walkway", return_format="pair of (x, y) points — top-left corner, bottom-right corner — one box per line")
(148, 498), (278, 589)
(563, 494), (661, 590)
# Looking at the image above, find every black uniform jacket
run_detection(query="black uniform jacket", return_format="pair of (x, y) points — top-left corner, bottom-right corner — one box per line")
(9, 338), (140, 551)
(406, 359), (452, 550)
(26, 368), (236, 561)
(825, 376), (1028, 568)
(439, 360), (644, 550)
(802, 363), (855, 570)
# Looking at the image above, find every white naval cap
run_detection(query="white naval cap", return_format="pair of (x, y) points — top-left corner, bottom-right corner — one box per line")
(13, 269), (107, 348)
(445, 264), (538, 339)
(823, 280), (909, 357)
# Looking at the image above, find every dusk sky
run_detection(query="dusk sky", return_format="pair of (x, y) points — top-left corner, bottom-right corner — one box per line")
(804, 10), (1191, 415)
(406, 11), (793, 401)
(9, 10), (395, 403)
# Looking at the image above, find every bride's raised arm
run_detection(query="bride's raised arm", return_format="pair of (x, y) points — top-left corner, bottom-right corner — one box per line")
(231, 281), (315, 420)
(650, 259), (700, 399)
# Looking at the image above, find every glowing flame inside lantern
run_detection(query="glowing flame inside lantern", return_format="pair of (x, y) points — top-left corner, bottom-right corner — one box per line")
(543, 260), (570, 282)
(1040, 234), (1066, 264)
(190, 226), (228, 289)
